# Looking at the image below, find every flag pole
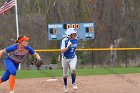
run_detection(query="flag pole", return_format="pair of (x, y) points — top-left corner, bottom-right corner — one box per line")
(15, 0), (19, 39)
(15, 0), (21, 70)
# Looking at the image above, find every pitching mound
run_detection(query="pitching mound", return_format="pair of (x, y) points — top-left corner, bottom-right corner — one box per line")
(0, 74), (140, 93)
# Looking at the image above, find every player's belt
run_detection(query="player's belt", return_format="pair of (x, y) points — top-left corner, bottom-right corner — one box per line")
(63, 55), (75, 59)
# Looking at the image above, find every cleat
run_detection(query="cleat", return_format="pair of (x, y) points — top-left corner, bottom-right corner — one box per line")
(72, 83), (78, 90)
(64, 85), (68, 93)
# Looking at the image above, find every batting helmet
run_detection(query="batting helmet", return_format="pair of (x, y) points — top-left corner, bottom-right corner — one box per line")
(65, 28), (77, 37)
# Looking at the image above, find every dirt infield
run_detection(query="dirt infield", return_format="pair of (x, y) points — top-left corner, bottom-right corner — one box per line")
(0, 74), (140, 93)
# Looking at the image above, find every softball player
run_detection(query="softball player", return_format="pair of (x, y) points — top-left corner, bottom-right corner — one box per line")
(0, 35), (41, 93)
(60, 28), (78, 92)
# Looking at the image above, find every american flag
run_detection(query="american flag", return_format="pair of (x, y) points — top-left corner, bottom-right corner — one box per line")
(0, 0), (15, 14)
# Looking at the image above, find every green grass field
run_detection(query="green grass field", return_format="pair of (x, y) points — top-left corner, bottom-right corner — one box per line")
(0, 67), (140, 79)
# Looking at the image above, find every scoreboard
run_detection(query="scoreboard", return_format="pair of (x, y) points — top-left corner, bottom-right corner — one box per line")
(48, 22), (95, 40)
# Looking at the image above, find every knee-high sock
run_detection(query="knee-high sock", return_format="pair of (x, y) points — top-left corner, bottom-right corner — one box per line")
(9, 75), (15, 91)
(63, 77), (67, 86)
(71, 73), (76, 84)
